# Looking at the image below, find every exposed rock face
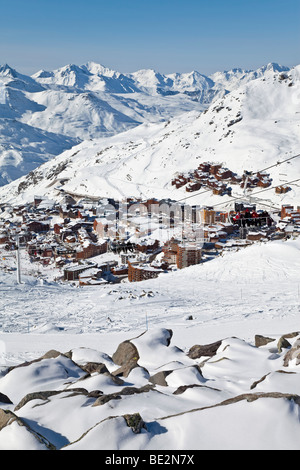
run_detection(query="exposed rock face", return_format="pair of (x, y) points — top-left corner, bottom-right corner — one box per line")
(80, 362), (109, 375)
(111, 359), (140, 378)
(149, 370), (173, 386)
(112, 340), (140, 366)
(277, 336), (292, 353)
(92, 384), (154, 407)
(188, 340), (222, 359)
(255, 335), (275, 347)
(0, 393), (12, 405)
(284, 338), (300, 366)
(123, 413), (147, 434)
(14, 389), (89, 411)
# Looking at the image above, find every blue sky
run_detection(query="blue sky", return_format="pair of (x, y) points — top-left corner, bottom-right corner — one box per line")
(0, 0), (299, 75)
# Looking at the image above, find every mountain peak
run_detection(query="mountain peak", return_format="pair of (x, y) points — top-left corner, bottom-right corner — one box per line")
(259, 62), (290, 73)
(0, 64), (17, 78)
(83, 62), (117, 77)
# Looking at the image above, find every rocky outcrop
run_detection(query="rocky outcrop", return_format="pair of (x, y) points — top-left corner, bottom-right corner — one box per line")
(0, 409), (56, 450)
(92, 384), (155, 407)
(255, 335), (275, 347)
(123, 413), (147, 433)
(0, 393), (12, 405)
(149, 370), (173, 386)
(14, 388), (89, 411)
(283, 337), (300, 366)
(112, 340), (140, 366)
(1, 328), (300, 450)
(188, 340), (222, 359)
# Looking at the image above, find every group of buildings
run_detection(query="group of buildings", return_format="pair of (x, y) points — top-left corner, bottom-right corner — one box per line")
(172, 161), (274, 196)
(0, 193), (299, 286)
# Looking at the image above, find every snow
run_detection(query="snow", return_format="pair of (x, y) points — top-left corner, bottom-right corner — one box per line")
(0, 61), (300, 450)
(1, 63), (299, 210)
(0, 235), (299, 450)
(0, 61), (296, 187)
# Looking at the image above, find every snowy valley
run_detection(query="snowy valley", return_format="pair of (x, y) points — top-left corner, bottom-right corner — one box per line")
(0, 60), (300, 451)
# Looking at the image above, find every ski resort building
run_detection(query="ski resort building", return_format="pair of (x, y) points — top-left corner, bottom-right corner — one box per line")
(128, 260), (164, 282)
(162, 238), (202, 269)
(176, 243), (202, 269)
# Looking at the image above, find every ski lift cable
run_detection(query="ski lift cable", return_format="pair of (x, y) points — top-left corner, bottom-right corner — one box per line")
(175, 153), (300, 204)
(92, 152), (300, 204)
(257, 153), (300, 174)
(212, 177), (300, 209)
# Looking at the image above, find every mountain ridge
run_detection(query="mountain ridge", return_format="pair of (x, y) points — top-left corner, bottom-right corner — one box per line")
(1, 63), (299, 210)
(0, 61), (296, 192)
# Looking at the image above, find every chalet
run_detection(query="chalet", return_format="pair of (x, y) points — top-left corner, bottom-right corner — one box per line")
(276, 185), (291, 194)
(93, 218), (111, 238)
(171, 174), (189, 189)
(136, 239), (159, 254)
(199, 207), (216, 225)
(40, 244), (53, 258)
(128, 260), (164, 282)
(63, 263), (97, 281)
(143, 199), (160, 211)
(162, 238), (181, 266)
(215, 167), (234, 181)
(210, 163), (222, 175)
(75, 240), (108, 260)
(34, 196), (43, 207)
(176, 243), (202, 269)
(59, 206), (80, 220)
(247, 231), (266, 241)
(54, 223), (63, 235)
(54, 245), (77, 259)
(0, 231), (9, 244)
(27, 239), (55, 258)
(198, 162), (211, 173)
(218, 221), (235, 235)
(26, 220), (50, 233)
(186, 182), (201, 192)
(111, 265), (128, 276)
(281, 205), (300, 221)
(256, 178), (272, 188)
(78, 268), (104, 286)
(193, 171), (209, 184)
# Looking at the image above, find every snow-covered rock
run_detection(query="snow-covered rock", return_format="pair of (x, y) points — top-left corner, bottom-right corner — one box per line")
(1, 326), (300, 450)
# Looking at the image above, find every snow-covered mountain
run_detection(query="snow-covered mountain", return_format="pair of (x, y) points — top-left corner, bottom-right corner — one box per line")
(2, 63), (299, 210)
(210, 62), (290, 91)
(0, 60), (300, 451)
(0, 61), (291, 187)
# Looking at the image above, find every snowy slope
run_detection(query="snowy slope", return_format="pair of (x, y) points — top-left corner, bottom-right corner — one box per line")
(2, 64), (299, 208)
(0, 237), (300, 450)
(0, 61), (292, 187)
(0, 66), (79, 185)
(0, 60), (300, 451)
(210, 62), (290, 91)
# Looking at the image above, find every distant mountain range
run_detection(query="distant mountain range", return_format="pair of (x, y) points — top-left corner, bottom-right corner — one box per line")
(0, 61), (291, 187)
(1, 62), (299, 210)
